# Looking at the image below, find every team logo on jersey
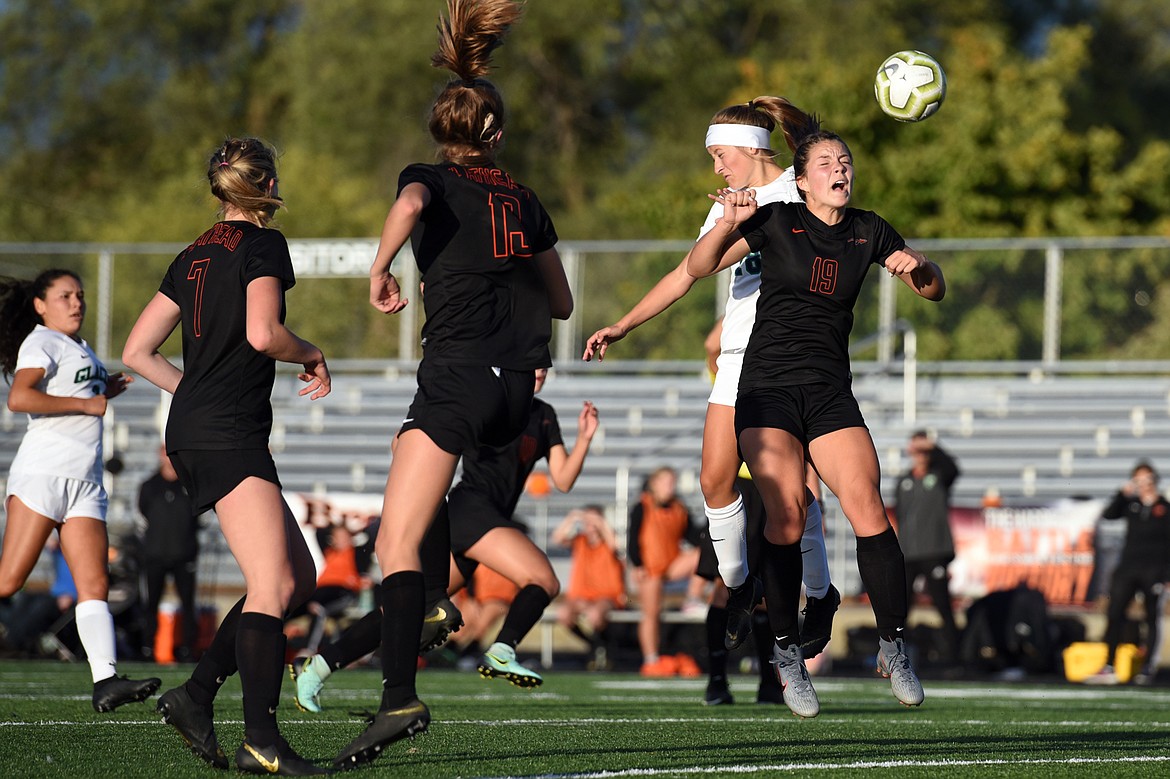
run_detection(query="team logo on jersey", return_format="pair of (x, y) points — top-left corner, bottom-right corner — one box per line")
(847, 237), (868, 245)
(74, 364), (109, 386)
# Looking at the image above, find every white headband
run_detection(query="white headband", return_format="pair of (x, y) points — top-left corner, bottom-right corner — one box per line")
(705, 123), (772, 150)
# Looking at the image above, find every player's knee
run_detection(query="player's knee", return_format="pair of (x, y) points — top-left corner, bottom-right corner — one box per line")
(762, 508), (804, 545)
(699, 467), (736, 507)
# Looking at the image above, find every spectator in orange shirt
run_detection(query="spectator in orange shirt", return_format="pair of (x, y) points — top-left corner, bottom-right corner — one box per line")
(553, 506), (625, 669)
(629, 467), (703, 676)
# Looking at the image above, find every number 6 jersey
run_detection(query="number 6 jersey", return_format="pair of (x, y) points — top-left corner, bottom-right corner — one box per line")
(737, 202), (904, 391)
(399, 162), (558, 371)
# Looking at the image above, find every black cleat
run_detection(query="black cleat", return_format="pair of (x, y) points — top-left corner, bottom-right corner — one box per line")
(724, 576), (763, 650)
(419, 596), (463, 654)
(756, 681), (784, 705)
(92, 674), (161, 712)
(800, 584), (841, 659)
(156, 685), (228, 769)
(236, 735), (331, 775)
(703, 677), (734, 706)
(333, 699), (430, 770)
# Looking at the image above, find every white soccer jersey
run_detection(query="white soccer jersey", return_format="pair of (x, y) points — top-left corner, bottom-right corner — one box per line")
(8, 325), (108, 484)
(697, 167), (801, 354)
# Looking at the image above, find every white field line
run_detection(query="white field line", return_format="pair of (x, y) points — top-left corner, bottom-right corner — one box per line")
(479, 755), (1170, 779)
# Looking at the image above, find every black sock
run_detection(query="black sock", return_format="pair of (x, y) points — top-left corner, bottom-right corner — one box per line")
(494, 584), (551, 648)
(706, 605), (729, 681)
(855, 527), (908, 641)
(379, 571), (425, 711)
(752, 612), (779, 688)
(321, 608), (382, 671)
(420, 504), (451, 604)
(186, 596), (244, 708)
(760, 539), (803, 649)
(236, 612), (285, 747)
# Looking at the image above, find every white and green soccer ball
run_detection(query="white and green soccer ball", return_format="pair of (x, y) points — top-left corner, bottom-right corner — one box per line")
(874, 50), (947, 122)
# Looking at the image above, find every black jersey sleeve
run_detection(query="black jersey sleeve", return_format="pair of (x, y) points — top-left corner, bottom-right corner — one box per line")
(739, 203), (780, 253)
(867, 212), (907, 268)
(544, 405), (564, 451)
(244, 229), (296, 290)
(525, 190), (559, 255)
(159, 246), (191, 303)
(398, 163), (445, 198)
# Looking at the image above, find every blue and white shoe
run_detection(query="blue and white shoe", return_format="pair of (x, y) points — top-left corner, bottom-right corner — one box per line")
(477, 642), (543, 688)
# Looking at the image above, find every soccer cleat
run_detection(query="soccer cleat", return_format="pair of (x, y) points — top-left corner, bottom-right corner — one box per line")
(800, 584), (841, 659)
(156, 685), (228, 769)
(772, 642), (820, 718)
(703, 676), (734, 705)
(724, 576), (764, 650)
(92, 674), (161, 712)
(333, 699), (430, 770)
(289, 657), (325, 713)
(1084, 664), (1119, 686)
(419, 596), (464, 654)
(477, 642), (543, 688)
(236, 735), (329, 775)
(877, 636), (925, 706)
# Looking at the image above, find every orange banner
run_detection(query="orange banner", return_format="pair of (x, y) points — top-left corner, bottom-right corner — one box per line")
(949, 500), (1104, 606)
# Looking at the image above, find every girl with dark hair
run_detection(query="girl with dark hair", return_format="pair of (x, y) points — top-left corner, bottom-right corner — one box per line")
(0, 269), (161, 713)
(123, 136), (331, 775)
(584, 97), (840, 705)
(687, 120), (945, 718)
(334, 0), (571, 768)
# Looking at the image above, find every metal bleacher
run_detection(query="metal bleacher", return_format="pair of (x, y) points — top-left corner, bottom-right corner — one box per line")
(4, 361), (1170, 598)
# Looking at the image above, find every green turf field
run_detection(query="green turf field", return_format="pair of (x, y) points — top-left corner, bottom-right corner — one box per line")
(1, 660), (1168, 777)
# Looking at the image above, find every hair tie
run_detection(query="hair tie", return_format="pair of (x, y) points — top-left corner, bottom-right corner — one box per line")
(219, 161), (230, 168)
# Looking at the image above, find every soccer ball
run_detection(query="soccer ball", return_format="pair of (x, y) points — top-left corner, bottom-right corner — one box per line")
(874, 50), (946, 122)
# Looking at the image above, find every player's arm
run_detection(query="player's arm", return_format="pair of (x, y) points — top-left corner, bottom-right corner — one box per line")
(535, 247), (574, 320)
(6, 367), (107, 416)
(550, 509), (584, 547)
(704, 317), (723, 377)
(546, 401), (599, 492)
(886, 246), (946, 301)
(246, 277), (331, 400)
(122, 291), (184, 395)
(582, 257), (699, 361)
(369, 181), (431, 315)
(686, 188), (756, 278)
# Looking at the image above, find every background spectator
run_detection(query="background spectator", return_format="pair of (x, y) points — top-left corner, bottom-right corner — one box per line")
(553, 505), (626, 670)
(893, 430), (961, 665)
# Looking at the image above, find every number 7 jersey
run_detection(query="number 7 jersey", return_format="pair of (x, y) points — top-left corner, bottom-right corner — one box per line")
(398, 163), (559, 371)
(160, 221), (294, 450)
(738, 202), (905, 391)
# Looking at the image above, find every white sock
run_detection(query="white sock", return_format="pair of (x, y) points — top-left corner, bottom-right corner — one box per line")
(75, 599), (118, 683)
(309, 653), (333, 680)
(800, 499), (831, 599)
(706, 495), (748, 589)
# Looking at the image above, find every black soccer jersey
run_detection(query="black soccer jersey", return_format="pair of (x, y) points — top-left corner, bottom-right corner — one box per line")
(738, 202), (905, 390)
(449, 398), (563, 516)
(160, 222), (295, 450)
(399, 163), (558, 370)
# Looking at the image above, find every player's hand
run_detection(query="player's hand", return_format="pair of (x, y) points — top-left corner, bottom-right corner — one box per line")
(104, 371), (134, 400)
(577, 401), (599, 440)
(583, 325), (626, 361)
(884, 246), (930, 277)
(710, 187), (757, 227)
(370, 272), (408, 315)
(84, 394), (109, 417)
(298, 357), (331, 400)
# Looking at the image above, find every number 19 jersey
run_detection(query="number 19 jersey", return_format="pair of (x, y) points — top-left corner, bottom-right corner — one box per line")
(738, 203), (904, 391)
